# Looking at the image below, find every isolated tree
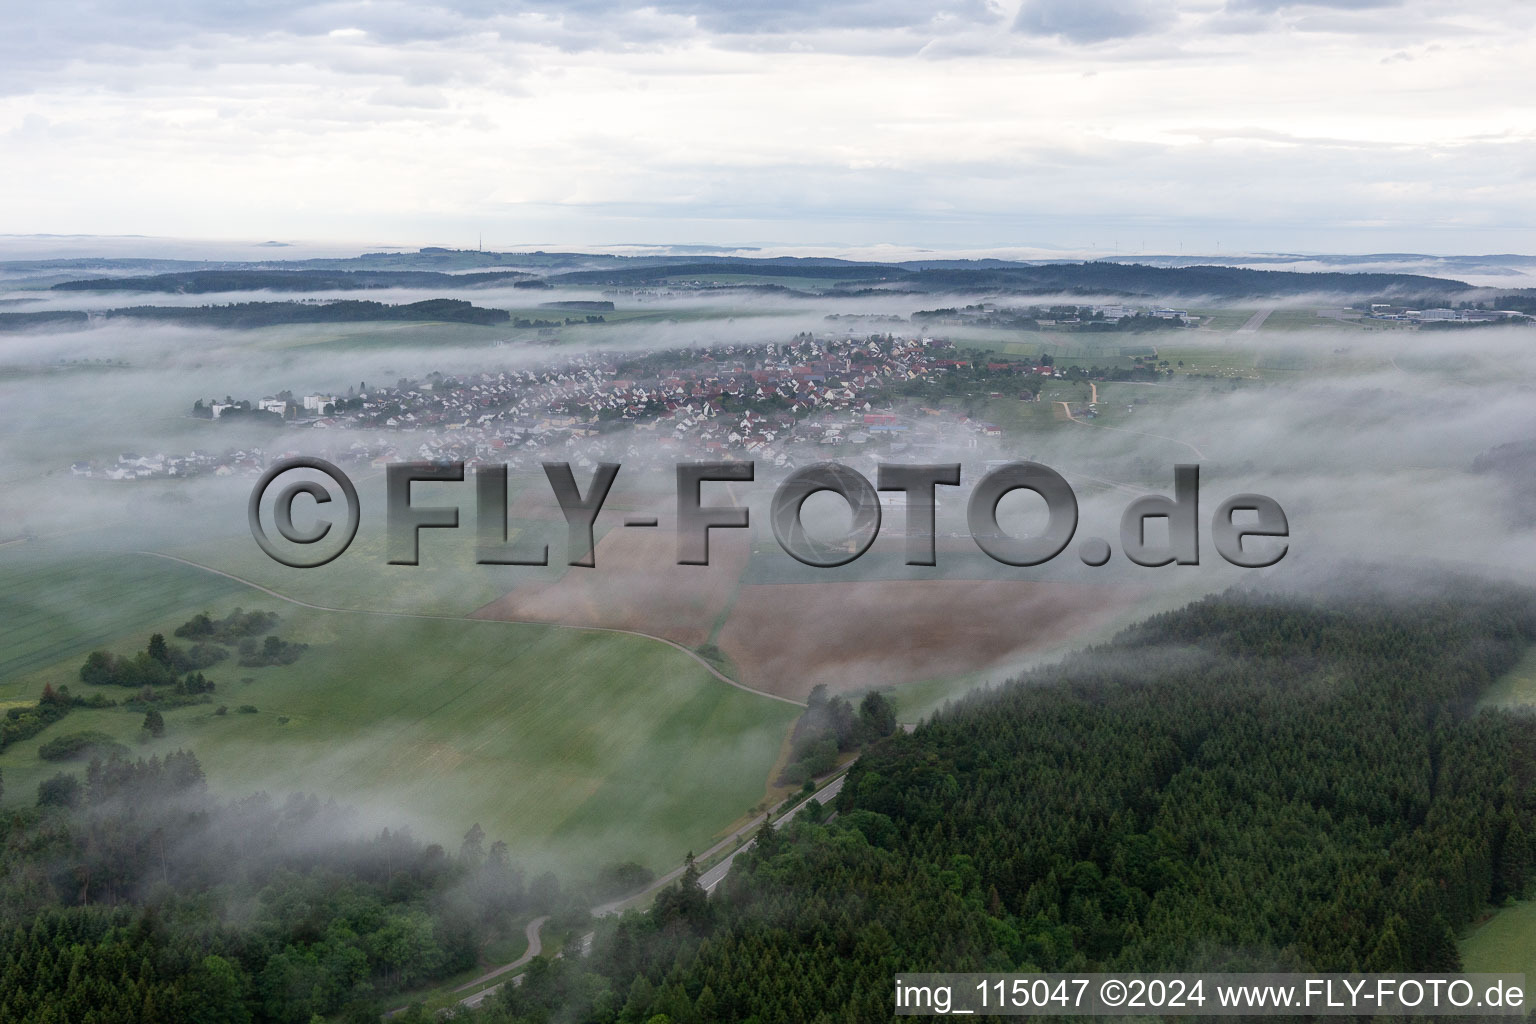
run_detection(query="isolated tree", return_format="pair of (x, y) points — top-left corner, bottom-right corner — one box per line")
(487, 839), (510, 869)
(143, 709), (165, 738)
(858, 691), (897, 740)
(36, 772), (80, 809)
(80, 650), (115, 685)
(460, 823), (486, 866)
(147, 633), (170, 666)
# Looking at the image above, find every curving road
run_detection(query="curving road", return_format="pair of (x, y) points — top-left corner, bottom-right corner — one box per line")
(453, 916), (548, 994)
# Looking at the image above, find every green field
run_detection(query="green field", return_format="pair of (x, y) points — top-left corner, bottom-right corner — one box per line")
(1461, 900), (1536, 979)
(0, 552), (251, 679)
(168, 513), (538, 618)
(0, 546), (798, 874)
(1481, 648), (1536, 707)
(1186, 308), (1250, 332)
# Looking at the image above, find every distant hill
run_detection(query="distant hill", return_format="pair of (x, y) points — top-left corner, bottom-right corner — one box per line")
(15, 250), (1508, 302)
(51, 269), (531, 293)
(0, 310), (90, 330)
(544, 258), (1474, 298)
(99, 298), (509, 328)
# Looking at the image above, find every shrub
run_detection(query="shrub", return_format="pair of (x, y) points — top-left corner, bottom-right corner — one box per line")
(37, 731), (127, 762)
(36, 772), (81, 808)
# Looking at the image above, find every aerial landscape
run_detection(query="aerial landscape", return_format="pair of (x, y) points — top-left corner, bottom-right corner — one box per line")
(4, 1), (1536, 1022)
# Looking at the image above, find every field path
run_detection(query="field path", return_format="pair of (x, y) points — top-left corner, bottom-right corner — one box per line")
(453, 916), (548, 994)
(136, 550), (804, 708)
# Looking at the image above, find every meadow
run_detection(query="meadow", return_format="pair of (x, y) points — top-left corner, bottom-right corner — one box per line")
(0, 544), (799, 875)
(1461, 900), (1536, 980)
(1480, 648), (1536, 707)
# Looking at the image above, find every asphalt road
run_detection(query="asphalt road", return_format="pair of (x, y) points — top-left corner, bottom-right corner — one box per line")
(453, 915), (548, 994)
(1235, 305), (1276, 333)
(452, 771), (849, 1012)
(699, 773), (846, 893)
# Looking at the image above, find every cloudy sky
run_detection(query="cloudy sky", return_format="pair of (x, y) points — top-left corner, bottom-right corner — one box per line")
(2, 0), (1533, 254)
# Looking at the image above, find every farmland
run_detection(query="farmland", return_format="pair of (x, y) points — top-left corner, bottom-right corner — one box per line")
(0, 544), (799, 874)
(714, 578), (1139, 700)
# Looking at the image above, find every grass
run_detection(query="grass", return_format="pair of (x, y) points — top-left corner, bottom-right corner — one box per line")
(480, 926), (532, 967)
(1481, 648), (1536, 707)
(0, 551), (250, 679)
(0, 546), (799, 876)
(1461, 900), (1536, 979)
(1256, 308), (1344, 332)
(166, 470), (563, 617)
(241, 306), (773, 353)
(1186, 308), (1251, 332)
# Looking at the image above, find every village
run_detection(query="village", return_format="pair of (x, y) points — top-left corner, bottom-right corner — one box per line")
(69, 333), (1080, 482)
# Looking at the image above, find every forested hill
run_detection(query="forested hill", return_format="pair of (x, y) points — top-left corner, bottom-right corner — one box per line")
(51, 269), (533, 293)
(542, 259), (1473, 299)
(482, 580), (1536, 1024)
(29, 255), (1486, 300)
(105, 298), (511, 328)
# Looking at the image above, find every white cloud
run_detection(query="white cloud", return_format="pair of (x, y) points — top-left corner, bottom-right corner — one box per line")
(0, 0), (1532, 251)
(1014, 0), (1178, 43)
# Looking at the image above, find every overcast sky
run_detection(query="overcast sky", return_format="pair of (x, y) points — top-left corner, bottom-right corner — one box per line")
(2, 0), (1532, 254)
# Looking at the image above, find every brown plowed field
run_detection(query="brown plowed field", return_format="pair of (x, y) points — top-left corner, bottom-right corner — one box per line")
(715, 579), (1138, 700)
(470, 526), (747, 649)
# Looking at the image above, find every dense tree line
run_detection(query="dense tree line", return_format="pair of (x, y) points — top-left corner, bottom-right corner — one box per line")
(0, 310), (91, 331)
(545, 260), (1473, 299)
(0, 685), (115, 753)
(176, 610), (280, 645)
(37, 730), (128, 762)
(476, 579), (1536, 1024)
(0, 751), (568, 1023)
(237, 635), (307, 668)
(779, 687), (896, 786)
